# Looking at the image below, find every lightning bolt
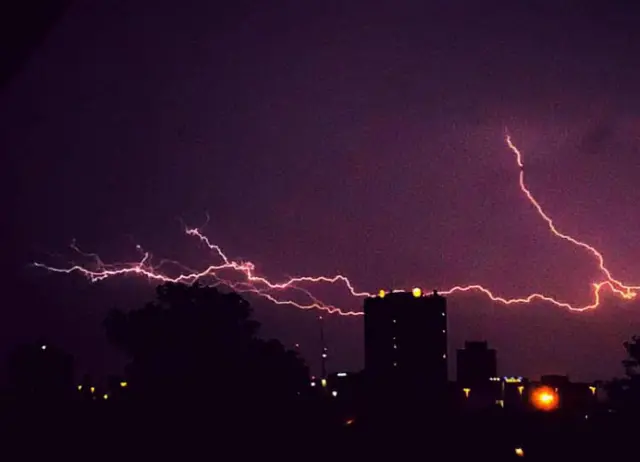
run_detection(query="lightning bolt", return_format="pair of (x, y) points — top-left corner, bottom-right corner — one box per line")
(33, 134), (638, 314)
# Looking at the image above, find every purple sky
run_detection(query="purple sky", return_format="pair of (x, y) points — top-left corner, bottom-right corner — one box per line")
(3, 1), (640, 382)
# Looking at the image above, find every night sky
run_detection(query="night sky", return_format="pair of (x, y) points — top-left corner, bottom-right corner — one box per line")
(3, 1), (640, 383)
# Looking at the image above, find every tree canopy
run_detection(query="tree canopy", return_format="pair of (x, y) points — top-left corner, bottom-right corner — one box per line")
(607, 335), (640, 409)
(103, 282), (309, 411)
(623, 335), (640, 380)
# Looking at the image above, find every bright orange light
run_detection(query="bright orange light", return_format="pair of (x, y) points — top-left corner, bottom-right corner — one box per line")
(412, 287), (422, 297)
(531, 386), (559, 411)
(515, 447), (524, 457)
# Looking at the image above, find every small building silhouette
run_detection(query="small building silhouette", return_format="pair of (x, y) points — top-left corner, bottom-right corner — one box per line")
(457, 341), (497, 386)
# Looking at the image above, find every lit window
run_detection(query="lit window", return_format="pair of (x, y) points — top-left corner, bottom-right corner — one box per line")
(321, 379), (327, 387)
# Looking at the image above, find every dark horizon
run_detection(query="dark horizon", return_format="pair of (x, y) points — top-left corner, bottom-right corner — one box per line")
(4, 0), (640, 384)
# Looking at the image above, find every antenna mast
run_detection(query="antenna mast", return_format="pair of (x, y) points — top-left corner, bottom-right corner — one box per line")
(319, 315), (327, 378)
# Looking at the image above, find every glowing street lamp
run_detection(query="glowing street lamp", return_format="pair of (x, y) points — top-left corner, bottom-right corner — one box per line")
(531, 386), (559, 411)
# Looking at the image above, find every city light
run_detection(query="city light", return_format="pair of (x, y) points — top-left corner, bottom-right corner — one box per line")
(517, 385), (524, 396)
(531, 386), (559, 411)
(515, 447), (524, 457)
(463, 388), (470, 398)
(120, 381), (128, 388)
(412, 287), (422, 297)
(589, 386), (596, 395)
(321, 379), (327, 387)
(331, 390), (338, 397)
(41, 345), (47, 350)
(378, 289), (386, 298)
(77, 385), (82, 391)
(103, 394), (109, 400)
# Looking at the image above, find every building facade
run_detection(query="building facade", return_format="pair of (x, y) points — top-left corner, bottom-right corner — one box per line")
(457, 341), (497, 386)
(364, 289), (448, 401)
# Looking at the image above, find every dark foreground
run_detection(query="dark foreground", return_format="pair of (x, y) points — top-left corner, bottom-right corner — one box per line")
(0, 400), (635, 461)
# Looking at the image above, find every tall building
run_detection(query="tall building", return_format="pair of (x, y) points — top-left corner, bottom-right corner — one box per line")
(364, 288), (448, 399)
(456, 341), (497, 386)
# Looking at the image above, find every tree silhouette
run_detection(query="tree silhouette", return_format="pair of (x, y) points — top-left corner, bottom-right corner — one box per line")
(622, 335), (640, 380)
(607, 335), (640, 409)
(5, 340), (74, 402)
(103, 282), (309, 417)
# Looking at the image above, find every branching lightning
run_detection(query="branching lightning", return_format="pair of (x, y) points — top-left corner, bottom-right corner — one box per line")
(33, 135), (639, 314)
